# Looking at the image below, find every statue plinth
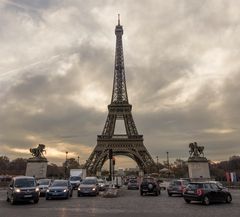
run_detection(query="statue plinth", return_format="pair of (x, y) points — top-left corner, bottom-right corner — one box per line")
(188, 157), (210, 181)
(25, 157), (48, 179)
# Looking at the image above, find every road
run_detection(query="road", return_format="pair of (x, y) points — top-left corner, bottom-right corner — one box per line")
(0, 187), (240, 217)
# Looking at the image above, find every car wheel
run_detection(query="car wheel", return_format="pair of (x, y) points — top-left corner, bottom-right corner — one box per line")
(226, 194), (232, 203)
(34, 199), (39, 204)
(184, 199), (191, 204)
(46, 197), (49, 200)
(6, 194), (10, 202)
(155, 189), (159, 196)
(140, 191), (143, 196)
(78, 193), (81, 197)
(203, 196), (210, 205)
(10, 196), (15, 205)
(168, 192), (172, 197)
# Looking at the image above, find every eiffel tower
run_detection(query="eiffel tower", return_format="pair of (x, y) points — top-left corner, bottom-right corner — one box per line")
(84, 15), (156, 175)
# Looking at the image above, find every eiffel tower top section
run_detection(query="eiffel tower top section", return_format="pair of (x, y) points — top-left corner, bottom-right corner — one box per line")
(111, 14), (129, 105)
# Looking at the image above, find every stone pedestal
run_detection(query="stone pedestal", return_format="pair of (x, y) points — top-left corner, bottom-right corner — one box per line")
(188, 157), (210, 181)
(25, 158), (48, 179)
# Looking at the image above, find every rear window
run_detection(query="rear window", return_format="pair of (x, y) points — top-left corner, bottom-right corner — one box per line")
(187, 183), (203, 189)
(142, 178), (154, 183)
(171, 181), (181, 186)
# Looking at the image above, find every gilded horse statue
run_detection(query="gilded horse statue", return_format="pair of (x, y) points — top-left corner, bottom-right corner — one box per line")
(30, 144), (46, 158)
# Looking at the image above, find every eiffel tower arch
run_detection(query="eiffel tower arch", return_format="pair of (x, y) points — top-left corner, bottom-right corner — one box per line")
(84, 15), (157, 175)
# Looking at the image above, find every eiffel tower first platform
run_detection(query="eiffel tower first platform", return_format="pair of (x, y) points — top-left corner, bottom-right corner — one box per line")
(84, 15), (157, 175)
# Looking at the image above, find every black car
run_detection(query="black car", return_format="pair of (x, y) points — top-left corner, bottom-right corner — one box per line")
(183, 182), (232, 205)
(46, 180), (73, 200)
(140, 177), (161, 196)
(6, 176), (40, 205)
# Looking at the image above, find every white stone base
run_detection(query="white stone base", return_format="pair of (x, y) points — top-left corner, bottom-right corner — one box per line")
(188, 160), (210, 180)
(25, 161), (48, 179)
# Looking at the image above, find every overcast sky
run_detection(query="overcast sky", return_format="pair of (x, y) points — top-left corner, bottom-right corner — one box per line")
(0, 0), (240, 168)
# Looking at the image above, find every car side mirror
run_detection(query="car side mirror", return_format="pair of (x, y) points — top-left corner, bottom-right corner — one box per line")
(9, 184), (13, 188)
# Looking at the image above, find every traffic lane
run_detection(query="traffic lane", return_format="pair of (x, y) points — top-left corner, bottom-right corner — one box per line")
(0, 189), (239, 217)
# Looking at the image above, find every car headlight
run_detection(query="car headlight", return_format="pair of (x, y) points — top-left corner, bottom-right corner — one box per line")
(35, 187), (39, 192)
(46, 189), (50, 192)
(63, 189), (68, 192)
(78, 187), (81, 191)
(92, 188), (96, 191)
(15, 188), (21, 193)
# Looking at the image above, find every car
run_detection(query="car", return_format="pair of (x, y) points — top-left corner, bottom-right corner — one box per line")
(45, 179), (73, 200)
(37, 178), (52, 196)
(140, 177), (161, 196)
(167, 179), (189, 196)
(183, 181), (232, 205)
(6, 176), (40, 205)
(127, 179), (139, 190)
(69, 176), (82, 190)
(78, 177), (99, 196)
(97, 179), (106, 191)
(157, 180), (169, 190)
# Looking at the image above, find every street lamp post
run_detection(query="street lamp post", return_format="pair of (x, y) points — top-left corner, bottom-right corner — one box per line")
(65, 151), (68, 179)
(77, 156), (80, 167)
(166, 151), (170, 177)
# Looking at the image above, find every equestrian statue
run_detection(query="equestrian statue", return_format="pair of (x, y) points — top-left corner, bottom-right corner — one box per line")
(30, 144), (46, 159)
(189, 142), (204, 158)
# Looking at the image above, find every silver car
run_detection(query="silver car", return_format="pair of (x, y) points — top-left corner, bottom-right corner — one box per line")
(37, 179), (51, 196)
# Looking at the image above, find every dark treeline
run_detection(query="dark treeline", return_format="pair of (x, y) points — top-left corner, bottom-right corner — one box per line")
(0, 156), (82, 178)
(0, 155), (240, 180)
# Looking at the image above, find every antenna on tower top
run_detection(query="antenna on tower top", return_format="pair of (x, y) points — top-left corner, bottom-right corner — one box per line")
(118, 14), (120, 25)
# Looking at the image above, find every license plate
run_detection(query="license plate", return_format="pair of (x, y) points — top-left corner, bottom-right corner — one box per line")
(24, 195), (32, 198)
(52, 192), (59, 195)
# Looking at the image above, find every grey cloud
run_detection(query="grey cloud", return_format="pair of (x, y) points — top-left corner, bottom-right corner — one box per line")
(1, 0), (240, 166)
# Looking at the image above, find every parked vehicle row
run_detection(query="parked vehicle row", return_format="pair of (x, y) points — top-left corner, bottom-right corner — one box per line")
(6, 176), (233, 206)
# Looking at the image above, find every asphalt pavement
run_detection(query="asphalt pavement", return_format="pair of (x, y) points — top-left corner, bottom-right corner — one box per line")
(0, 187), (240, 217)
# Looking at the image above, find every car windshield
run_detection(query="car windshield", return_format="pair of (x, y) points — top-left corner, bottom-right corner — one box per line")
(51, 181), (68, 187)
(82, 179), (96, 184)
(38, 179), (50, 185)
(70, 176), (81, 181)
(15, 178), (35, 188)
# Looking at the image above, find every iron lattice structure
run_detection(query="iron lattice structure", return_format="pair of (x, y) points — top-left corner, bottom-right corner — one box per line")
(84, 16), (156, 175)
